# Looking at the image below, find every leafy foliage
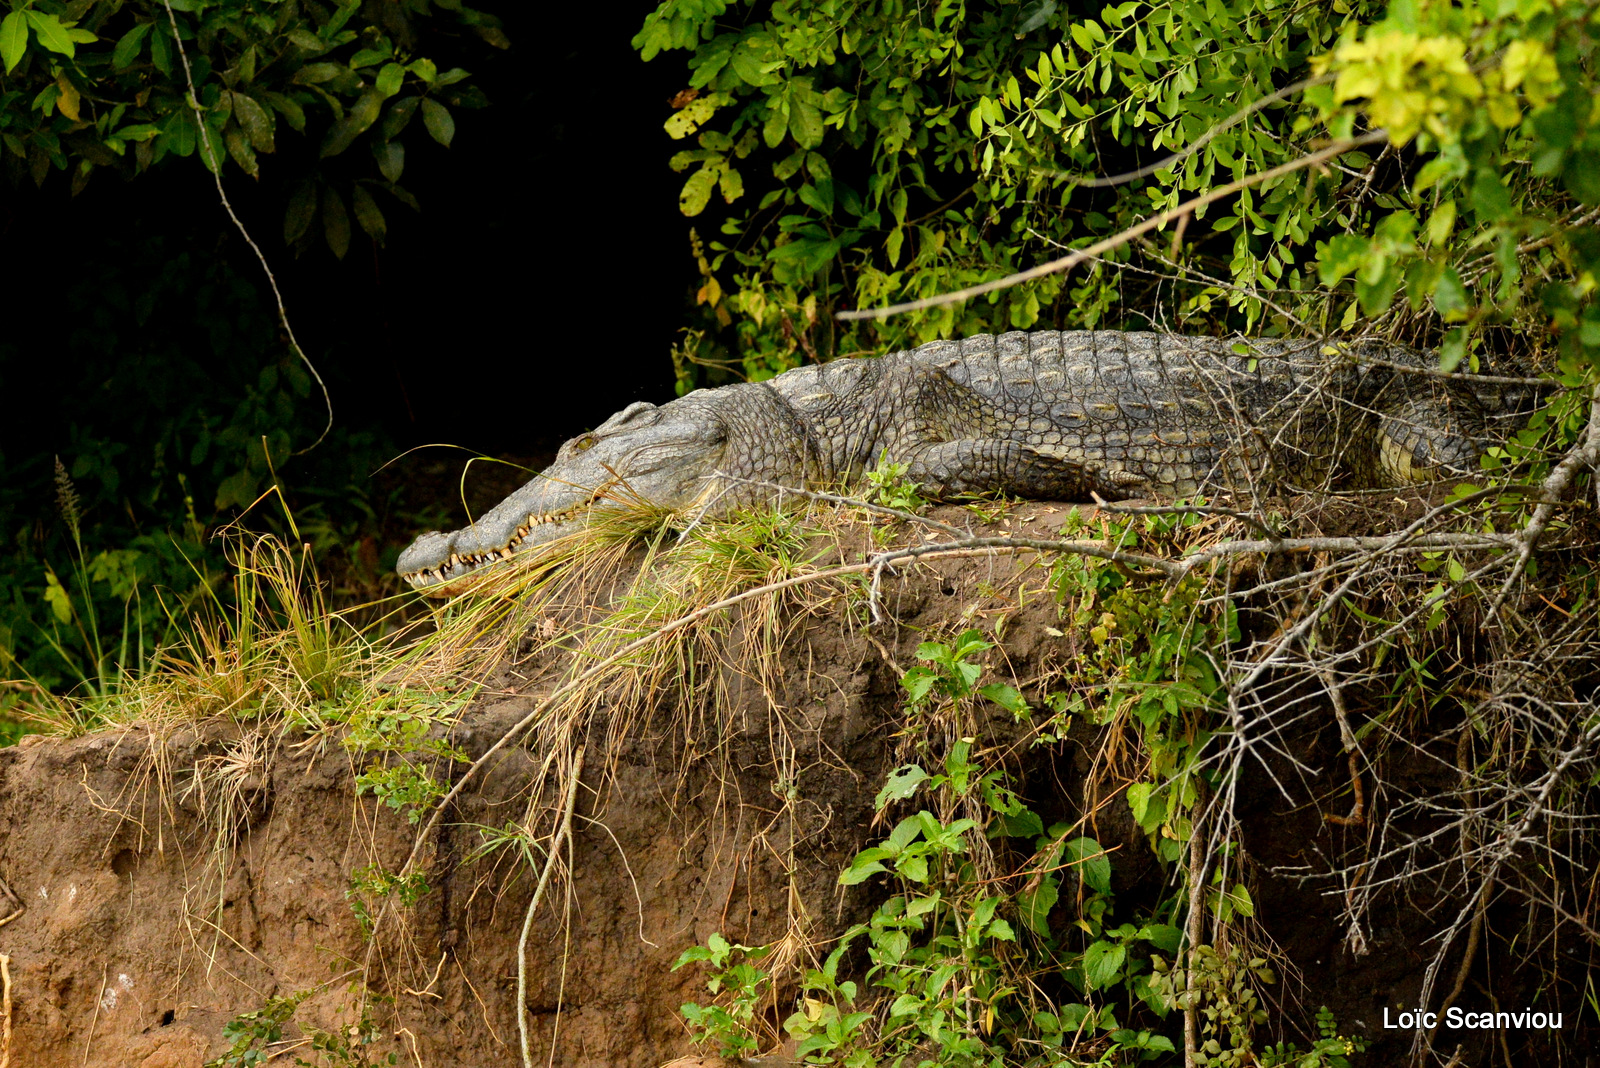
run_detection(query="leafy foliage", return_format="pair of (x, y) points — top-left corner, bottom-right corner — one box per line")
(676, 631), (1193, 1064)
(636, 0), (1600, 390)
(0, 0), (501, 256)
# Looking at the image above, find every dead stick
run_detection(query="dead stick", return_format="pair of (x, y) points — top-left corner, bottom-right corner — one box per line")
(1184, 803), (1207, 1068)
(83, 965), (106, 1068)
(518, 744), (586, 1068)
(1, 953), (12, 1068)
(1316, 654), (1366, 827)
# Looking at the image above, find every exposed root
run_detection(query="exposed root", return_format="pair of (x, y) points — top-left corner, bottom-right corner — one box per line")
(1, 953), (11, 1068)
(519, 744), (586, 1068)
(0, 875), (21, 930)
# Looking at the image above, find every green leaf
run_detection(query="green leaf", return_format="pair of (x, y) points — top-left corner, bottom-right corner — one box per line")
(1015, 0), (1058, 35)
(149, 25), (171, 74)
(886, 814), (925, 852)
(43, 570), (72, 623)
(373, 139), (404, 183)
(874, 765), (929, 810)
(111, 22), (150, 69)
(419, 98), (454, 147)
(1065, 837), (1111, 894)
(1318, 234), (1370, 285)
(295, 63), (345, 85)
(1229, 884), (1254, 918)
(678, 166), (716, 216)
(1017, 875), (1058, 936)
(159, 107), (196, 157)
(24, 11), (74, 58)
(382, 96), (419, 140)
(838, 858), (887, 886)
(350, 46), (391, 69)
(322, 185), (351, 258)
(1140, 924), (1182, 953)
(375, 62), (405, 98)
(224, 125), (258, 177)
(978, 683), (1029, 715)
(323, 0), (360, 39)
(231, 93), (275, 153)
(286, 185), (316, 246)
(287, 28), (325, 53)
(1565, 150), (1600, 206)
(789, 95), (823, 149)
(261, 91), (306, 133)
(797, 182), (831, 214)
(321, 92), (382, 157)
(1470, 167), (1513, 222)
(1431, 265), (1469, 320)
(665, 92), (724, 140)
(1083, 940), (1126, 990)
(897, 852), (928, 882)
(0, 12), (28, 73)
(351, 184), (386, 241)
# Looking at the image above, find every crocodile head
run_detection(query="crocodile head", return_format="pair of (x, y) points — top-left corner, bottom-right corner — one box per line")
(397, 396), (744, 595)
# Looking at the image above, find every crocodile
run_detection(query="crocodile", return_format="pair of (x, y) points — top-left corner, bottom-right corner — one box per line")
(398, 330), (1531, 594)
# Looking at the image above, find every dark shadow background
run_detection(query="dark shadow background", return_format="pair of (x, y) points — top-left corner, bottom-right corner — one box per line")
(0, 0), (687, 496)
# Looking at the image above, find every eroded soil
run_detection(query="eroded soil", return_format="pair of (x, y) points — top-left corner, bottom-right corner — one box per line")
(0, 501), (1587, 1067)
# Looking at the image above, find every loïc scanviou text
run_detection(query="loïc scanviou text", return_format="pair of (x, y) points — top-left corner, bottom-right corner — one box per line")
(1383, 1007), (1562, 1030)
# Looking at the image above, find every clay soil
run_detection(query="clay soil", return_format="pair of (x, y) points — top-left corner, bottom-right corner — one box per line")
(0, 502), (1588, 1067)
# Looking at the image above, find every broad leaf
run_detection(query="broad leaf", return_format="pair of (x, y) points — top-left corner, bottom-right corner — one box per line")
(25, 11), (75, 58)
(1083, 940), (1126, 990)
(0, 13), (28, 73)
(111, 22), (150, 69)
(1065, 837), (1112, 895)
(232, 93), (275, 153)
(873, 765), (928, 810)
(1017, 875), (1058, 936)
(322, 185), (351, 258)
(420, 98), (454, 146)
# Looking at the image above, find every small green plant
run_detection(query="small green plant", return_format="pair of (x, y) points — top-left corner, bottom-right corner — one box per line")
(863, 450), (926, 514)
(209, 992), (307, 1068)
(1149, 944), (1276, 1067)
(899, 628), (1031, 726)
(208, 988), (398, 1068)
(672, 933), (774, 1058)
(346, 694), (467, 825)
(1260, 1007), (1367, 1068)
(345, 864), (431, 938)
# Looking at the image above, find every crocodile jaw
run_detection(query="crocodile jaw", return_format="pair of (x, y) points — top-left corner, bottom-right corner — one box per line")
(396, 501), (596, 594)
(397, 399), (736, 595)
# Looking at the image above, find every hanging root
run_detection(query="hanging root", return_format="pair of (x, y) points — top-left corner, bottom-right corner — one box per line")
(518, 744), (587, 1068)
(1, 952), (12, 1068)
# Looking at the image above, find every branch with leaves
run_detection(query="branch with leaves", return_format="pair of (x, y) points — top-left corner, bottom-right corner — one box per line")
(0, 0), (503, 257)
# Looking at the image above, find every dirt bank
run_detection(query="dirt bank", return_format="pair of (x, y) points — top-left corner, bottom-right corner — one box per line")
(0, 500), (1590, 1067)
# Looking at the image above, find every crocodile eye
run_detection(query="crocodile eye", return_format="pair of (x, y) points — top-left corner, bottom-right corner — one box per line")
(572, 434), (598, 452)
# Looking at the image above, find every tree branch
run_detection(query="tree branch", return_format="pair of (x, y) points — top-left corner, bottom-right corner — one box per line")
(837, 131), (1387, 321)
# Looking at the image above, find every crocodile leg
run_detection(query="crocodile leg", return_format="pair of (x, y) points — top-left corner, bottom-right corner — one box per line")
(904, 440), (1147, 501)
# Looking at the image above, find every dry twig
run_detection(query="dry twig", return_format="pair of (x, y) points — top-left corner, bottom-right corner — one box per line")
(518, 745), (586, 1068)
